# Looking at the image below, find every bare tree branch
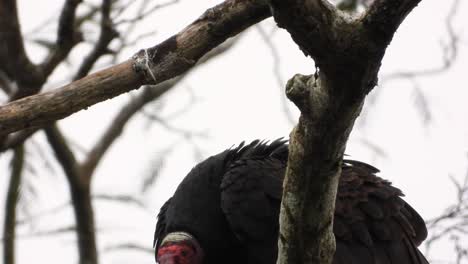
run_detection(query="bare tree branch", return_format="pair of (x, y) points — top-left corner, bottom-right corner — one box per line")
(41, 0), (84, 76)
(75, 2), (104, 27)
(0, 0), (271, 136)
(425, 169), (468, 262)
(44, 125), (98, 264)
(81, 37), (237, 176)
(381, 0), (460, 83)
(1, 0), (148, 151)
(92, 194), (147, 209)
(363, 0), (423, 47)
(16, 201), (70, 226)
(141, 110), (209, 138)
(268, 0), (336, 66)
(2, 145), (24, 264)
(358, 138), (388, 159)
(16, 193), (147, 226)
(110, 0), (165, 64)
(358, 0), (462, 129)
(44, 125), (81, 186)
(1, 3), (253, 264)
(141, 142), (179, 193)
(114, 0), (179, 26)
(412, 82), (431, 125)
(268, 0), (423, 262)
(0, 59), (142, 135)
(74, 0), (118, 80)
(0, 70), (14, 96)
(0, 0), (44, 94)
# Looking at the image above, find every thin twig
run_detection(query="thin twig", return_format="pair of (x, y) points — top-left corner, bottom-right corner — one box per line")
(103, 242), (153, 254)
(74, 0), (118, 80)
(114, 0), (179, 25)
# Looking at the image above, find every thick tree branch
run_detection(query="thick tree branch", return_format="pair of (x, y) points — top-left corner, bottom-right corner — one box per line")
(268, 0), (337, 66)
(278, 74), (364, 264)
(0, 0), (270, 136)
(133, 0), (269, 84)
(3, 145), (24, 264)
(0, 60), (142, 136)
(269, 0), (423, 263)
(0, 36), (237, 154)
(363, 0), (422, 46)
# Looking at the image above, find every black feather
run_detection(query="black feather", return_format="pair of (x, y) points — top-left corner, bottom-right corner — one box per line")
(154, 140), (429, 264)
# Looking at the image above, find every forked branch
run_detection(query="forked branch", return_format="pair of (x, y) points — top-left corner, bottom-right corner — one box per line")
(269, 0), (423, 263)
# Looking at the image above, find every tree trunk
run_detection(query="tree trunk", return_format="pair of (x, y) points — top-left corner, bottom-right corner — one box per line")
(269, 0), (423, 263)
(277, 73), (364, 263)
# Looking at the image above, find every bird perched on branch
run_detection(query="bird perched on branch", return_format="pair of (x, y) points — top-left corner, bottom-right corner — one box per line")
(154, 139), (429, 264)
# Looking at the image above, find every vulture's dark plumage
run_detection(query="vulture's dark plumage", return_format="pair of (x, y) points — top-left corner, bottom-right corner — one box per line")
(154, 140), (428, 264)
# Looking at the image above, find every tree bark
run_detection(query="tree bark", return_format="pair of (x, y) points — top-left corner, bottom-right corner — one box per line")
(269, 0), (423, 263)
(0, 0), (270, 136)
(278, 74), (363, 264)
(3, 145), (24, 264)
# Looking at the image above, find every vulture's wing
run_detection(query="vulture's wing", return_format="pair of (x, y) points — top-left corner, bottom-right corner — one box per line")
(221, 157), (285, 264)
(334, 160), (429, 264)
(221, 157), (428, 264)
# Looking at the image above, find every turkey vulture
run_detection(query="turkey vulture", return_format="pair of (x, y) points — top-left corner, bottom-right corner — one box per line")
(154, 140), (428, 264)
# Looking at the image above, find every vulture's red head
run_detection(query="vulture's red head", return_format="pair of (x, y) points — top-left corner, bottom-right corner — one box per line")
(156, 232), (204, 264)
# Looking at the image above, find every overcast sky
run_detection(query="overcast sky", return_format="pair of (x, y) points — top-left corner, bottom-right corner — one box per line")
(1, 0), (467, 263)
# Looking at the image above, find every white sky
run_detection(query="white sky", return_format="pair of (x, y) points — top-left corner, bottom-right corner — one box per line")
(1, 0), (467, 263)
